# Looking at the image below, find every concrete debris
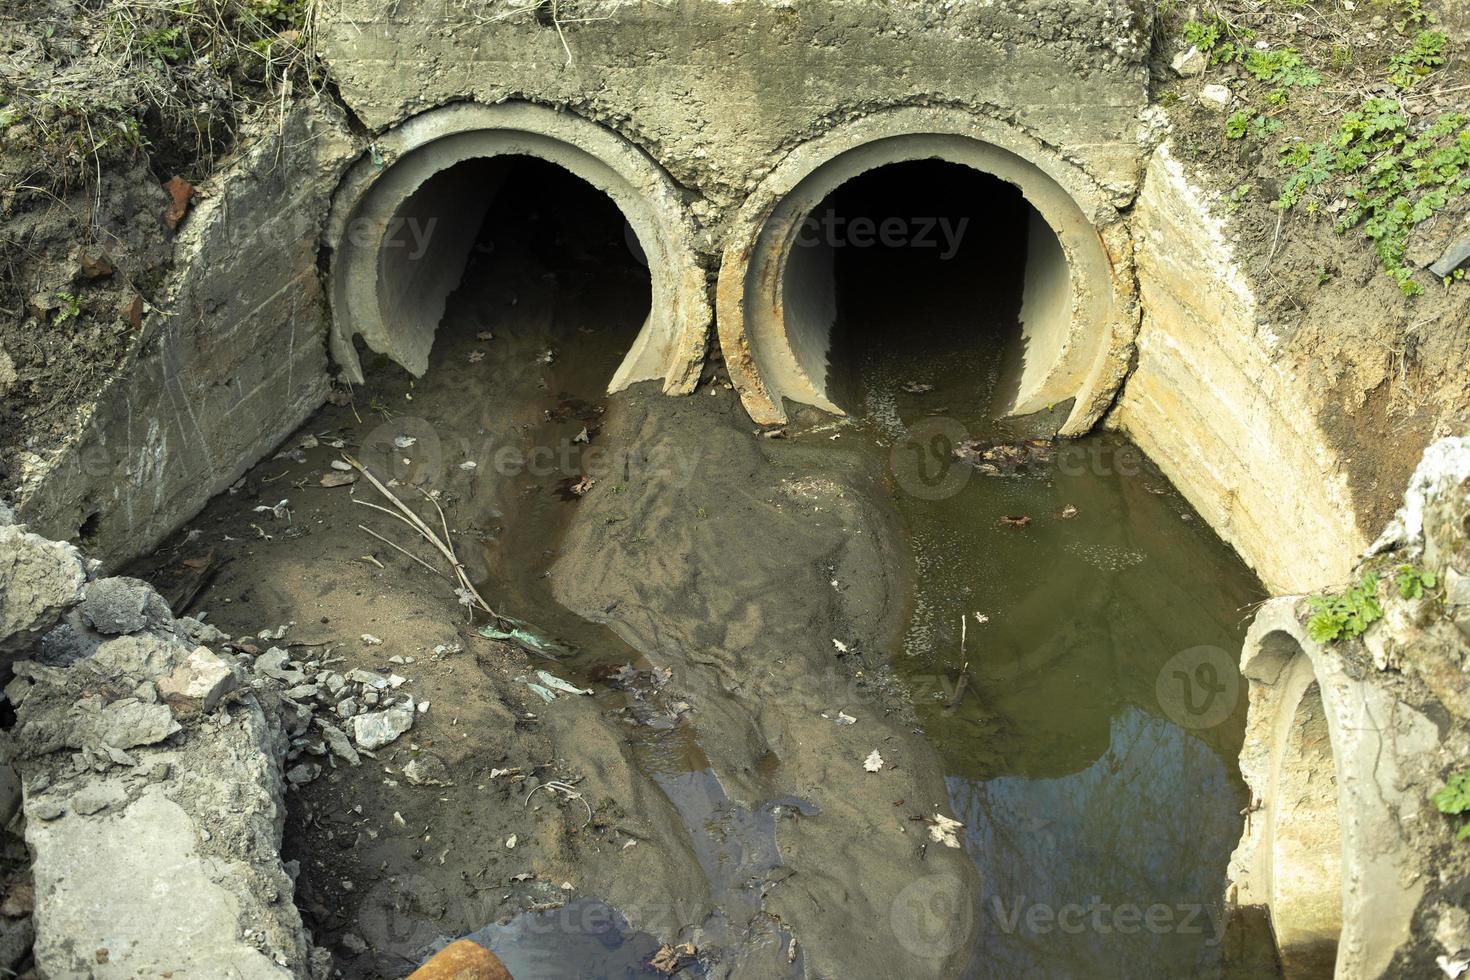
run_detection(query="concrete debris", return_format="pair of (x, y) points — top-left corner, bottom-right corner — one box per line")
(1, 526), (323, 977)
(0, 526), (88, 657)
(78, 576), (174, 635)
(316, 719), (360, 765)
(157, 645), (239, 712)
(256, 647), (308, 685)
(351, 699), (416, 750)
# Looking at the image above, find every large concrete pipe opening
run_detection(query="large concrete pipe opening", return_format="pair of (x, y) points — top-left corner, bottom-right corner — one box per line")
(717, 108), (1135, 431)
(1230, 602), (1441, 980)
(806, 160), (1046, 418)
(327, 102), (710, 396)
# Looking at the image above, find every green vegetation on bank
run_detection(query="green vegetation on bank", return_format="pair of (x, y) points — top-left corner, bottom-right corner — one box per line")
(1181, 2), (1467, 295)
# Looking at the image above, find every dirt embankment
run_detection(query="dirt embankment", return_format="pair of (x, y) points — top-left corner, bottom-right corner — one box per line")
(1153, 0), (1470, 535)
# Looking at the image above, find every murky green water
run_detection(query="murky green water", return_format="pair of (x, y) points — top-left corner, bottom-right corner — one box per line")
(816, 177), (1273, 977)
(431, 157), (1276, 977)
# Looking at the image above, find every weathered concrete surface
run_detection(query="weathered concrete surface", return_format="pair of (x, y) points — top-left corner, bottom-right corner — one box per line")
(9, 99), (358, 567)
(1114, 142), (1369, 594)
(0, 529), (326, 978)
(326, 101), (711, 395)
(316, 0), (1155, 221)
(1229, 437), (1470, 978)
(714, 106), (1139, 430)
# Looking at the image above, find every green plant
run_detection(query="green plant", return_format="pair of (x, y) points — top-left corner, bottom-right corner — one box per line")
(1394, 564), (1439, 599)
(1388, 30), (1448, 88)
(1226, 111), (1252, 140)
(1183, 16), (1255, 64)
(1277, 99), (1470, 295)
(1245, 47), (1322, 89)
(1306, 573), (1383, 643)
(1432, 769), (1470, 840)
(54, 292), (82, 323)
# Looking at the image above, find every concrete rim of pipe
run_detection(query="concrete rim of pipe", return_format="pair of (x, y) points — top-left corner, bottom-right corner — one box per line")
(1230, 597), (1435, 979)
(326, 101), (711, 395)
(714, 106), (1137, 432)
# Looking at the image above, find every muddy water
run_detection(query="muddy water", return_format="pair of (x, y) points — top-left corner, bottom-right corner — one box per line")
(410, 160), (1273, 977)
(815, 209), (1274, 977)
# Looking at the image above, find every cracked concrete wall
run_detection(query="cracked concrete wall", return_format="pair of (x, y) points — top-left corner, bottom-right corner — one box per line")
(11, 100), (358, 567)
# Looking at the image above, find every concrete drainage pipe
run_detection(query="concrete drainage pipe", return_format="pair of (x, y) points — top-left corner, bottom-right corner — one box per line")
(715, 106), (1137, 432)
(326, 101), (711, 394)
(1230, 598), (1439, 978)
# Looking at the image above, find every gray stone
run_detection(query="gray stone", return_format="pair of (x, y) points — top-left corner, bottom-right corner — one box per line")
(350, 699), (415, 750)
(175, 615), (229, 645)
(255, 647), (306, 685)
(403, 754), (449, 787)
(1199, 83), (1232, 108)
(1171, 45), (1206, 77)
(27, 788), (295, 978)
(0, 526), (87, 655)
(38, 615), (102, 666)
(78, 577), (173, 635)
(316, 720), (360, 766)
(335, 698), (359, 719)
(0, 914), (33, 976)
(1445, 566), (1470, 608)
(285, 763), (321, 785)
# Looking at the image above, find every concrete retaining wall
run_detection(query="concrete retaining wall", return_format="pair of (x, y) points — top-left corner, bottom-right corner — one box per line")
(11, 101), (357, 566)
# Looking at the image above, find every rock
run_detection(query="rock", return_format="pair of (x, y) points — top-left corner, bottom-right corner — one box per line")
(78, 577), (173, 636)
(316, 721), (360, 766)
(38, 616), (102, 666)
(341, 932), (369, 954)
(408, 939), (513, 980)
(1446, 567), (1470, 608)
(285, 763), (320, 785)
(72, 247), (114, 280)
(1199, 84), (1232, 108)
(157, 646), (238, 712)
(254, 648), (306, 685)
(0, 764), (20, 827)
(0, 527), (88, 655)
(31, 800), (63, 821)
(350, 700), (415, 750)
(403, 754), (450, 787)
(175, 616), (229, 646)
(335, 698), (359, 719)
(0, 350), (15, 400)
(1171, 45), (1206, 77)
(346, 668), (389, 690)
(162, 176), (194, 231)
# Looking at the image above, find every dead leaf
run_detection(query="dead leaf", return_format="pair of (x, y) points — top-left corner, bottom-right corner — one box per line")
(468, 350), (485, 363)
(863, 749), (884, 773)
(998, 515), (1032, 528)
(902, 382), (934, 394)
(1056, 504), (1079, 520)
(571, 475), (596, 496)
(320, 471), (357, 488)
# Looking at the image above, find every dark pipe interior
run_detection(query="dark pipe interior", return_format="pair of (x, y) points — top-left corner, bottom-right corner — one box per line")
(817, 160), (1032, 421)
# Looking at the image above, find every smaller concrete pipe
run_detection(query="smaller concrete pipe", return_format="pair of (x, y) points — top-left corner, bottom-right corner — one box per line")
(716, 106), (1137, 433)
(1230, 598), (1442, 979)
(326, 101), (711, 395)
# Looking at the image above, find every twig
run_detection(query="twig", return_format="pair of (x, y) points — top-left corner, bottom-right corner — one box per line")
(345, 455), (500, 619)
(357, 523), (449, 580)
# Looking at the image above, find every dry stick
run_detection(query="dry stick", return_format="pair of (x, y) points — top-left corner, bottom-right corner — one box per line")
(345, 455), (501, 618)
(357, 523), (447, 579)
